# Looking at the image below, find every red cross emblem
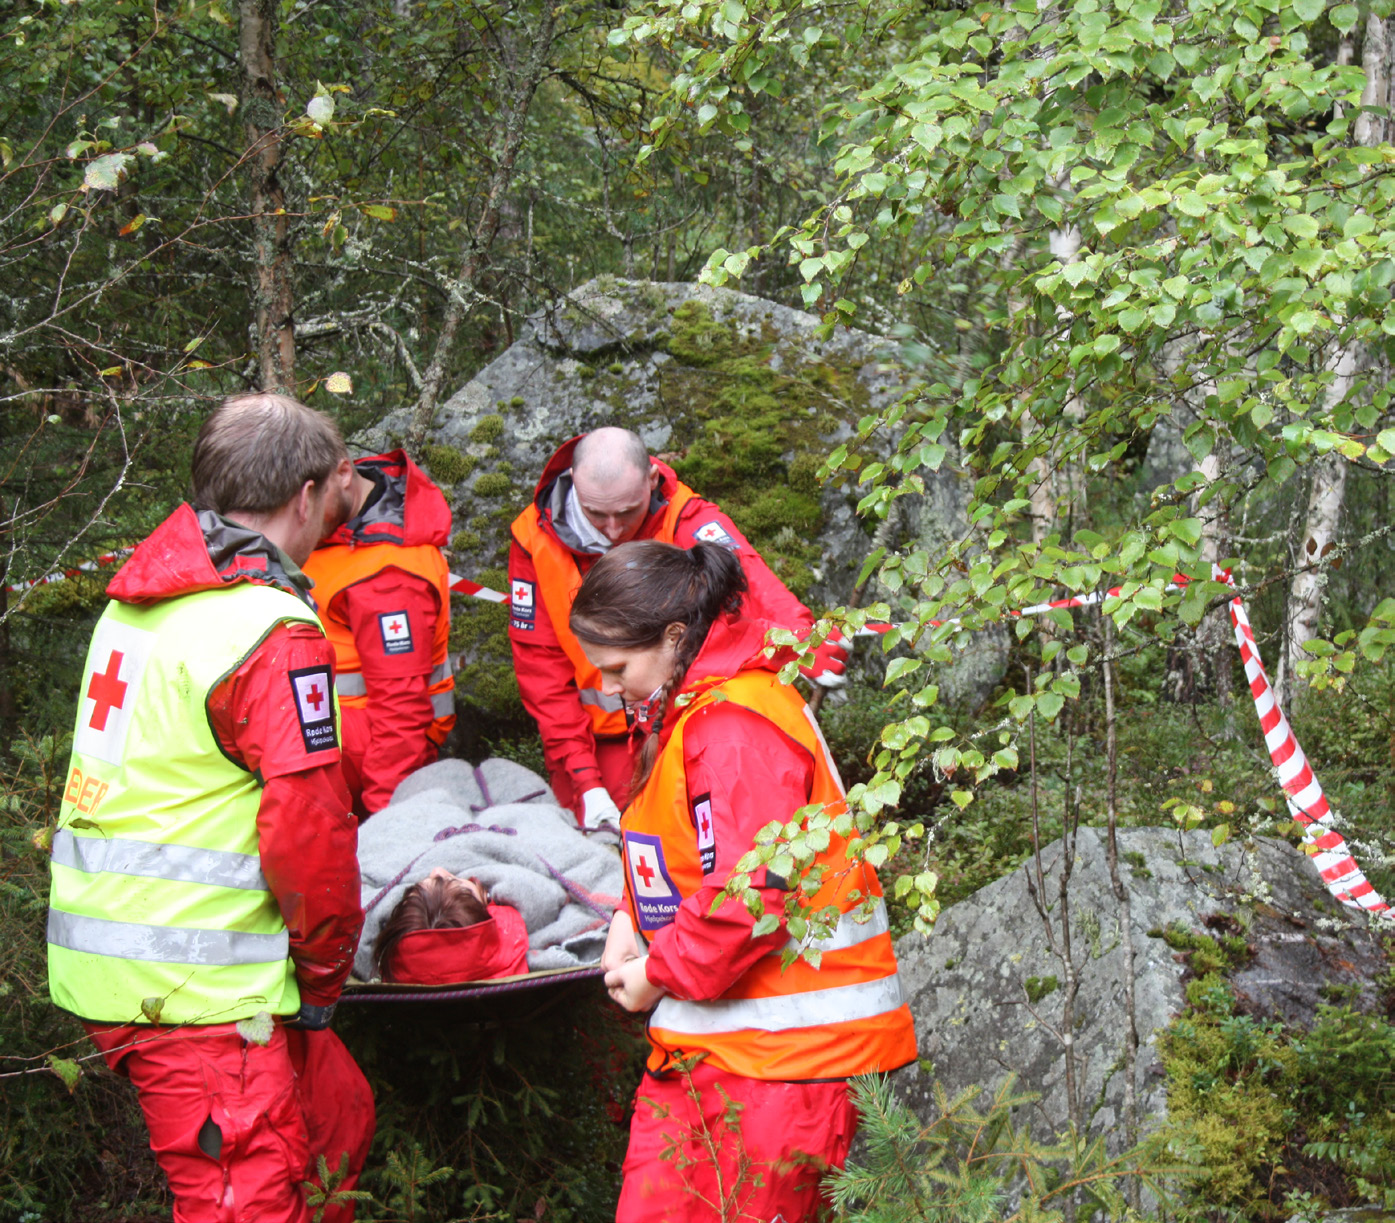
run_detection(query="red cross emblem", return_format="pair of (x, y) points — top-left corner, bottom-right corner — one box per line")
(388, 619), (403, 634)
(697, 808), (711, 839)
(634, 854), (656, 888)
(513, 583), (529, 602)
(86, 650), (129, 731)
(304, 683), (324, 712)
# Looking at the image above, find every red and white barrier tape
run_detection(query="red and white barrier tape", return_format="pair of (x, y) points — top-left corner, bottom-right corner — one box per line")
(1217, 567), (1390, 915)
(448, 574), (508, 603)
(5, 548), (135, 595)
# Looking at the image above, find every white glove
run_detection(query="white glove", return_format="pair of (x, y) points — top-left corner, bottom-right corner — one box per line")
(580, 787), (623, 832)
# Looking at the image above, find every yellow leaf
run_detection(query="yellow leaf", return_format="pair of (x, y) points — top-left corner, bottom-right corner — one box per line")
(325, 371), (353, 395)
(118, 214), (146, 237)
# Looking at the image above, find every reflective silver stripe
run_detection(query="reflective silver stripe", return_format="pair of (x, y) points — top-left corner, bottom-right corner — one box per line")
(578, 688), (625, 712)
(431, 690), (455, 717)
(51, 828), (268, 892)
(48, 909), (289, 966)
(336, 672), (367, 698)
(338, 660), (452, 700)
(651, 972), (905, 1036)
(782, 900), (890, 956)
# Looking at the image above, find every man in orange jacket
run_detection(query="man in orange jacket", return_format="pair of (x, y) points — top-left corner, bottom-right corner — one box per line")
(509, 427), (847, 831)
(305, 450), (455, 816)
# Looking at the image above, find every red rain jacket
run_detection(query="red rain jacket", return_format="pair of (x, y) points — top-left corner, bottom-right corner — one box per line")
(508, 437), (813, 799)
(631, 613), (812, 1001)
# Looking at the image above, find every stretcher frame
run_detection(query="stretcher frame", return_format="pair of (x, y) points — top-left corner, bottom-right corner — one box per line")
(341, 963), (604, 1004)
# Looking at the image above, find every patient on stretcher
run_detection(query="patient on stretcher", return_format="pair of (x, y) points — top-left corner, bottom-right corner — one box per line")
(372, 869), (530, 984)
(353, 757), (624, 985)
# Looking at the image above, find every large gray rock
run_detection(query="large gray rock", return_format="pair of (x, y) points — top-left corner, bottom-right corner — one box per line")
(360, 278), (1007, 718)
(892, 826), (1388, 1147)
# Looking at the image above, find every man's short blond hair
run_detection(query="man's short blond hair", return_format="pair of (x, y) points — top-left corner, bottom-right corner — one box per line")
(191, 393), (348, 515)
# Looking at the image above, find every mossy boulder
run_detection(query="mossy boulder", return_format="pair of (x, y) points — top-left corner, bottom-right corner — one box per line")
(892, 826), (1390, 1161)
(357, 278), (999, 724)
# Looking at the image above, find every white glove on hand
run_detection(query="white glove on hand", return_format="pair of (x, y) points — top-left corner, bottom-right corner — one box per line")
(580, 787), (623, 832)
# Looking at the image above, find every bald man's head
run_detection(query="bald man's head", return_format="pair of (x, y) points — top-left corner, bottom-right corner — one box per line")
(570, 427), (660, 545)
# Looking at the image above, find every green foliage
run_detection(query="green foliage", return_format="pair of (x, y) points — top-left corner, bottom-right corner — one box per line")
(828, 1074), (1180, 1222)
(1159, 950), (1395, 1218)
(336, 994), (646, 1222)
(1, 735), (170, 1219)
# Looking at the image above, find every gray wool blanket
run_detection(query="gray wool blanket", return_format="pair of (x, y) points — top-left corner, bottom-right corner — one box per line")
(352, 757), (624, 981)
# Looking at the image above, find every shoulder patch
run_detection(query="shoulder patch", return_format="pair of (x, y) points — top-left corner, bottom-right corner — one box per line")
(693, 520), (735, 549)
(510, 578), (536, 621)
(378, 610), (413, 654)
(624, 832), (682, 932)
(288, 666), (337, 753)
(691, 791), (717, 875)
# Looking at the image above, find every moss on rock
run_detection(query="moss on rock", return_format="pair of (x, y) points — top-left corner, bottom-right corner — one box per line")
(470, 414), (505, 444)
(422, 444), (475, 486)
(473, 472), (513, 498)
(656, 301), (868, 603)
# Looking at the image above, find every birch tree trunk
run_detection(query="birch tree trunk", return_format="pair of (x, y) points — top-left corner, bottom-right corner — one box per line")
(406, 0), (559, 449)
(1196, 447), (1233, 706)
(239, 0), (295, 393)
(1279, 15), (1388, 701)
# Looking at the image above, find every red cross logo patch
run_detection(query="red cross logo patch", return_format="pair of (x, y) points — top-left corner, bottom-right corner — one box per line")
(624, 831), (681, 931)
(510, 578), (535, 622)
(693, 520), (735, 549)
(378, 610), (413, 655)
(74, 618), (156, 766)
(289, 666), (337, 753)
(692, 793), (717, 875)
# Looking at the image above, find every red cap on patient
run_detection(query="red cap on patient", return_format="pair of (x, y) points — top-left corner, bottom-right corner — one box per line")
(386, 904), (530, 985)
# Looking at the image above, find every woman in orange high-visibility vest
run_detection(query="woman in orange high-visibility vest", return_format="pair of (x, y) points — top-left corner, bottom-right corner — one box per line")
(569, 541), (916, 1223)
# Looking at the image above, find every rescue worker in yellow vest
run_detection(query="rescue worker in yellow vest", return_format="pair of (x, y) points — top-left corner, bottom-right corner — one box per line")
(568, 539), (916, 1223)
(509, 427), (848, 832)
(47, 393), (372, 1223)
(305, 450), (455, 816)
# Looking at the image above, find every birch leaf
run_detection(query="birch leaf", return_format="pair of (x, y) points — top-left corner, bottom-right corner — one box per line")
(325, 371), (353, 394)
(237, 1010), (275, 1046)
(83, 153), (131, 192)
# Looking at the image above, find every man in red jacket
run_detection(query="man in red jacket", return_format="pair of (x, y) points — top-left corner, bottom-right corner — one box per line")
(49, 393), (371, 1223)
(305, 450), (455, 816)
(509, 427), (847, 830)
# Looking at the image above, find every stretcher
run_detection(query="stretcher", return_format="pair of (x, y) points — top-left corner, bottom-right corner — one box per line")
(341, 963), (605, 1021)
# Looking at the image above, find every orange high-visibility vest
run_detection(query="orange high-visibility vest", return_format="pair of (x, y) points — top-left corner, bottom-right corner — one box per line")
(303, 543), (455, 745)
(510, 483), (696, 737)
(622, 670), (917, 1081)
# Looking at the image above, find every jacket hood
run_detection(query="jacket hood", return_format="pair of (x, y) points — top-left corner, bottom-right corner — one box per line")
(635, 612), (797, 752)
(679, 611), (796, 696)
(105, 503), (314, 607)
(321, 450), (451, 550)
(530, 435), (679, 557)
